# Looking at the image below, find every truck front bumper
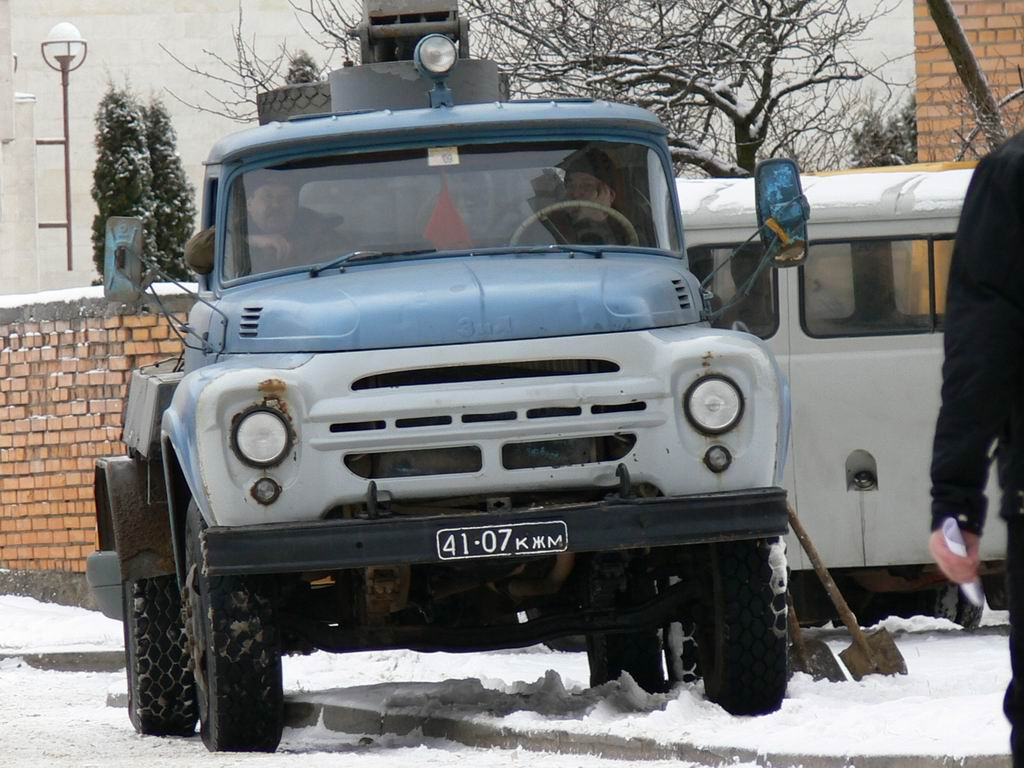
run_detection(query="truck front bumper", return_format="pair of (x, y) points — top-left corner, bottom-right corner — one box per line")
(203, 487), (787, 576)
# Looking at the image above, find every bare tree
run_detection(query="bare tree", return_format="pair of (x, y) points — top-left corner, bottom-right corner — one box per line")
(162, 0), (905, 176)
(161, 3), (355, 122)
(463, 0), (903, 176)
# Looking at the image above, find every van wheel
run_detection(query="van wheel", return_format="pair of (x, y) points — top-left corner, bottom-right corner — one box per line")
(863, 585), (983, 629)
(122, 575), (197, 736)
(695, 539), (788, 715)
(184, 504), (283, 752)
(928, 584), (983, 629)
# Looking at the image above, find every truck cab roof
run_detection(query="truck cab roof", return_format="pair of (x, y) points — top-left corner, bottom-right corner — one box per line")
(206, 99), (668, 166)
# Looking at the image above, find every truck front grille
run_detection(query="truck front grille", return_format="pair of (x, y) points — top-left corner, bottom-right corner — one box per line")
(351, 359), (618, 390)
(328, 400), (647, 435)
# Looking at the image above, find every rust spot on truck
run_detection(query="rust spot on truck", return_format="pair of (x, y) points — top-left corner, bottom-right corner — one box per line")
(257, 378), (292, 418)
(702, 351), (714, 368)
(259, 378), (287, 397)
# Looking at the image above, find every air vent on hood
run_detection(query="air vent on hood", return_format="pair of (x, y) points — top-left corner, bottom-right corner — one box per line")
(352, 359), (619, 390)
(239, 307), (263, 338)
(671, 280), (692, 311)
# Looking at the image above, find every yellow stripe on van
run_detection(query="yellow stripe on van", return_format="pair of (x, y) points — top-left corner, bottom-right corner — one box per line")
(811, 160), (977, 177)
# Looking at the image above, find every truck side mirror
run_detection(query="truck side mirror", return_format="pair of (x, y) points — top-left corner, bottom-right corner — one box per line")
(184, 227), (215, 275)
(103, 217), (146, 303)
(754, 158), (810, 268)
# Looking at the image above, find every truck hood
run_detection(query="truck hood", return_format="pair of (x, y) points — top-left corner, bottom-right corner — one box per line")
(216, 254), (700, 354)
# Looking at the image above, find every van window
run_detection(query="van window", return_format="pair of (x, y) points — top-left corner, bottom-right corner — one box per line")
(933, 238), (954, 329)
(688, 244), (778, 339)
(801, 238), (950, 337)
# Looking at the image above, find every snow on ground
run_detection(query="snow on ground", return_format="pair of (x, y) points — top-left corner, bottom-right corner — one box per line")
(0, 596), (1014, 766)
(0, 595), (123, 653)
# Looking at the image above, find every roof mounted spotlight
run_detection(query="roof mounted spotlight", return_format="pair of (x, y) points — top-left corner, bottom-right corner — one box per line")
(414, 34), (458, 108)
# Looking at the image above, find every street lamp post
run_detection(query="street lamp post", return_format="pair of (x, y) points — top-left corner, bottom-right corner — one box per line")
(38, 22), (87, 272)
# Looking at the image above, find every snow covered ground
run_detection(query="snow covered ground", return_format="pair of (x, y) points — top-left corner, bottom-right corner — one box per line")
(0, 595), (1014, 767)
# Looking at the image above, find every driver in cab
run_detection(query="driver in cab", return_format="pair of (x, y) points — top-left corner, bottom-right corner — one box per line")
(243, 171), (333, 273)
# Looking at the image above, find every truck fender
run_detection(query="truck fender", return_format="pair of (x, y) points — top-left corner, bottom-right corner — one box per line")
(161, 439), (197, 585)
(95, 456), (176, 582)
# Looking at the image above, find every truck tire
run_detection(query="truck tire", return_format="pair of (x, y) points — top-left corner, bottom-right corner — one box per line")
(586, 631), (665, 693)
(663, 617), (700, 684)
(122, 575), (197, 736)
(695, 538), (788, 715)
(256, 83), (331, 125)
(184, 504), (283, 752)
(586, 574), (666, 694)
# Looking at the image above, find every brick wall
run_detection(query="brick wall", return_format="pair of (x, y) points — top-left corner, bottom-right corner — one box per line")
(0, 293), (192, 573)
(915, 1), (1024, 161)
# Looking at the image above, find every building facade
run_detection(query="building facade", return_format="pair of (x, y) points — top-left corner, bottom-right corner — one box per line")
(2, 0), (336, 295)
(915, 0), (1024, 161)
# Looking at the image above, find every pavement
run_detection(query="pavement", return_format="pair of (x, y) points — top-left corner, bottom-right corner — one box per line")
(90, 662), (1009, 768)
(6, 644), (1008, 767)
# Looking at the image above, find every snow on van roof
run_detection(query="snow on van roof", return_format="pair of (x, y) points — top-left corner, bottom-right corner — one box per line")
(677, 166), (974, 228)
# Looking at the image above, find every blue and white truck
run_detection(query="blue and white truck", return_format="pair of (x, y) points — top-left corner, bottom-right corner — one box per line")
(87, 0), (809, 752)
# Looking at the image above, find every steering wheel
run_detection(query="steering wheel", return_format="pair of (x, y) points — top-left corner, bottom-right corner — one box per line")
(510, 200), (640, 247)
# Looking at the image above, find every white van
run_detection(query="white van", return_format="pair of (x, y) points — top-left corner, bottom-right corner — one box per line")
(678, 163), (1005, 626)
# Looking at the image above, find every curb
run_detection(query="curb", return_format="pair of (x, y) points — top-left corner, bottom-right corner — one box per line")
(1, 650), (124, 672)
(291, 696), (1010, 768)
(101, 683), (1010, 768)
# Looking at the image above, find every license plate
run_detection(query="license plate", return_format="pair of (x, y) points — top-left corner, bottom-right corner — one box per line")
(435, 520), (569, 561)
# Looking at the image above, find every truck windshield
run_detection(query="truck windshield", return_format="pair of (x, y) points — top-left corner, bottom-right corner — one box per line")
(223, 140), (681, 280)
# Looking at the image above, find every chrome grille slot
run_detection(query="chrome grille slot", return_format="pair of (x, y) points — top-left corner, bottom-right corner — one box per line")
(330, 420), (386, 433)
(526, 406), (582, 419)
(591, 401), (647, 415)
(239, 306), (263, 338)
(462, 411), (517, 423)
(396, 415), (453, 428)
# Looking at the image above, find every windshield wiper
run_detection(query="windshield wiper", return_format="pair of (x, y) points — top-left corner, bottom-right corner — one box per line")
(309, 248), (437, 277)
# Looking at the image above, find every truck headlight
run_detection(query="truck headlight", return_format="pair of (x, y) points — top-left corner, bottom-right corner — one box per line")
(684, 375), (744, 435)
(231, 408), (292, 467)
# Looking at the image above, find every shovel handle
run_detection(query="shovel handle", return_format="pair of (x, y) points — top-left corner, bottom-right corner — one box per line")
(786, 590), (809, 659)
(787, 505), (876, 661)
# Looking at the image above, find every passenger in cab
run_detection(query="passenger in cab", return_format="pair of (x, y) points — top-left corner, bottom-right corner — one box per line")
(557, 148), (635, 246)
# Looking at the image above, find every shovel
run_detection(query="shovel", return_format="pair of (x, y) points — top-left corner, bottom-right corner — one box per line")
(786, 591), (846, 682)
(787, 505), (908, 681)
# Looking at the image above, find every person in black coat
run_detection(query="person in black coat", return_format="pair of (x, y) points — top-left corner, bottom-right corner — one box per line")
(929, 132), (1024, 764)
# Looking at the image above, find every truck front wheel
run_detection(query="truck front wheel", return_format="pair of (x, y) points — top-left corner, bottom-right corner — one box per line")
(122, 575), (197, 736)
(690, 538), (788, 715)
(184, 503), (283, 752)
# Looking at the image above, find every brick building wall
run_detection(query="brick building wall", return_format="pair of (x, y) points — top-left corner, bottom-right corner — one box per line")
(915, 0), (1024, 161)
(0, 293), (192, 573)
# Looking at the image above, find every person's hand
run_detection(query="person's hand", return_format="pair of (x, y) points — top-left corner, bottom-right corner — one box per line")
(249, 233), (292, 262)
(929, 527), (980, 584)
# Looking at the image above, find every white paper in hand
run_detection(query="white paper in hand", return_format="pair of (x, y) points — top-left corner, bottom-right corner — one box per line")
(941, 517), (985, 608)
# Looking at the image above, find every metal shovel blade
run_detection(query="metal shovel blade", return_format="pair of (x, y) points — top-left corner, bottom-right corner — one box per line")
(837, 627), (908, 681)
(789, 638), (847, 683)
